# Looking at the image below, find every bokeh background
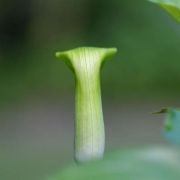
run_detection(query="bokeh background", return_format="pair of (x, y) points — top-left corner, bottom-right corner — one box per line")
(0, 0), (180, 179)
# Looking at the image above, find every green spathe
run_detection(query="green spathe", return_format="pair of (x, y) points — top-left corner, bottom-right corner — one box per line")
(56, 47), (117, 163)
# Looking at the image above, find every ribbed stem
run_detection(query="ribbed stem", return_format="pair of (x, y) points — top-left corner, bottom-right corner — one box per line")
(75, 66), (104, 162)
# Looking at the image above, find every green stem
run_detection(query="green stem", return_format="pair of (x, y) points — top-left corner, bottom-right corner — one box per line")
(56, 47), (117, 163)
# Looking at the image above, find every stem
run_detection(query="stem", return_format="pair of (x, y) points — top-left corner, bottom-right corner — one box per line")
(56, 47), (117, 163)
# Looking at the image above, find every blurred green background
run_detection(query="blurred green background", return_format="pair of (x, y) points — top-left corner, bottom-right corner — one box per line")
(0, 0), (180, 179)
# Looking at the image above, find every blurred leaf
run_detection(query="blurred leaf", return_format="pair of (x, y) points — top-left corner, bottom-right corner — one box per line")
(149, 0), (180, 22)
(152, 108), (173, 130)
(163, 108), (180, 144)
(49, 146), (180, 180)
(153, 108), (180, 144)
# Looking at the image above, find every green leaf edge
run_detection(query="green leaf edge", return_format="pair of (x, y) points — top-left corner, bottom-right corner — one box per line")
(148, 0), (180, 23)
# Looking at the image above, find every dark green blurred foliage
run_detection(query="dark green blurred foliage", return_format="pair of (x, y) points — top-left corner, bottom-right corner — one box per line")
(0, 0), (180, 103)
